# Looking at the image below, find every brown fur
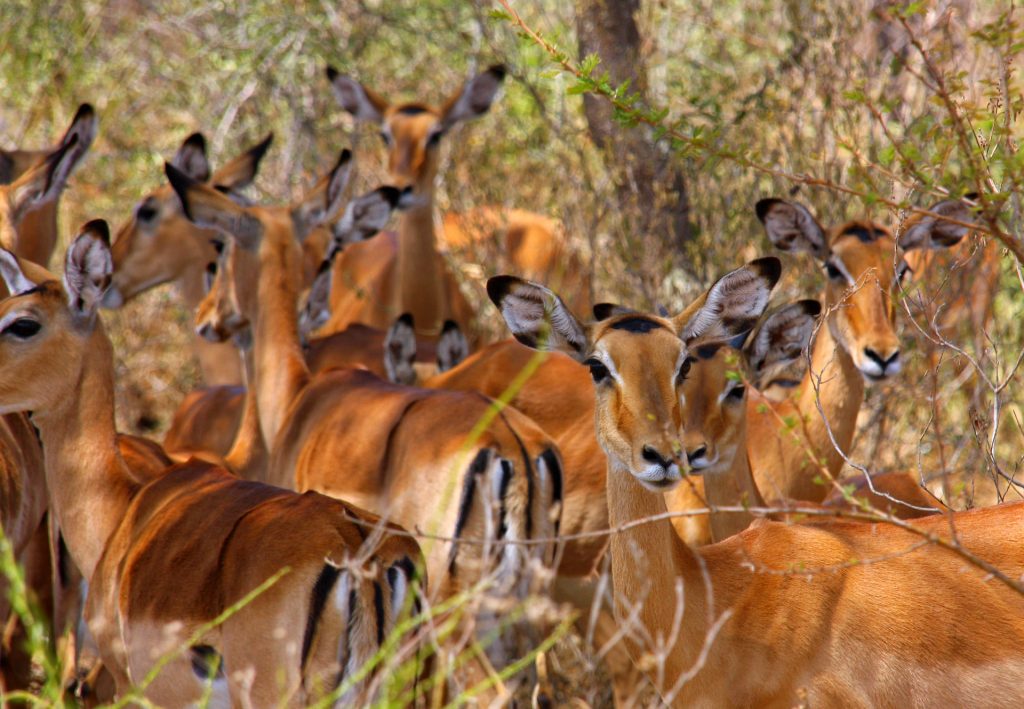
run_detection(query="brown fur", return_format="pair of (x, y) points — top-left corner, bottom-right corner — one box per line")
(0, 243), (423, 705)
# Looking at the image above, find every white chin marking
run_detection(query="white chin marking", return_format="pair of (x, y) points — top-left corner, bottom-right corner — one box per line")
(634, 463), (683, 490)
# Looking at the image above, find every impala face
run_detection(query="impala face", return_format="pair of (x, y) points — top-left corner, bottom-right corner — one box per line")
(327, 65), (506, 198)
(681, 299), (821, 474)
(0, 221), (111, 414)
(488, 257), (780, 491)
(757, 198), (973, 383)
(104, 132), (272, 308)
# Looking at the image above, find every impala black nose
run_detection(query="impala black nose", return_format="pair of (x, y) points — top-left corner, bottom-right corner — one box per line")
(864, 347), (900, 373)
(642, 445), (673, 469)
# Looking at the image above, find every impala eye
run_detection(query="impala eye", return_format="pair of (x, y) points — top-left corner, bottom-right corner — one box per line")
(726, 384), (746, 401)
(136, 201), (158, 223)
(584, 357), (611, 383)
(426, 129), (444, 148)
(209, 238), (225, 255)
(825, 261), (845, 282)
(676, 356), (695, 385)
(3, 318), (41, 339)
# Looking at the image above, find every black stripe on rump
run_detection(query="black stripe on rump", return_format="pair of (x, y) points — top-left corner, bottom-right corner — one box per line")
(301, 563), (342, 671)
(448, 448), (492, 574)
(540, 448), (563, 537)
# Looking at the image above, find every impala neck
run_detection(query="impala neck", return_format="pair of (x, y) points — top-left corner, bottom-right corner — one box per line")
(396, 189), (444, 336)
(30, 326), (136, 581)
(12, 202), (59, 267)
(801, 318), (864, 482)
(253, 235), (310, 449)
(225, 345), (266, 481)
(605, 460), (711, 691)
(702, 420), (765, 542)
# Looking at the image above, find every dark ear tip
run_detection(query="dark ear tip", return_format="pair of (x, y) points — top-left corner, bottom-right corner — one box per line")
(964, 192), (979, 202)
(253, 132), (274, 159)
(326, 65), (339, 81)
(74, 103), (95, 120)
(183, 132), (207, 151)
(397, 312), (414, 328)
(592, 303), (616, 321)
(755, 198), (782, 223)
(750, 256), (782, 285)
(486, 275), (518, 304)
(378, 186), (402, 207)
(487, 64), (508, 80)
(441, 319), (460, 334)
(81, 219), (111, 246)
(337, 148), (353, 167)
(800, 299), (822, 317)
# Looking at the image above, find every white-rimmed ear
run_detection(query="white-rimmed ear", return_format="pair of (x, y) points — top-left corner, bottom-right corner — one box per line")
(744, 299), (820, 385)
(64, 220), (113, 322)
(0, 249), (37, 295)
(326, 67), (389, 123)
(674, 257), (781, 349)
(900, 196), (978, 251)
(440, 65), (506, 130)
(211, 132), (273, 192)
(384, 313), (417, 385)
(165, 161), (263, 250)
(292, 149), (353, 240)
(299, 260), (333, 342)
(436, 320), (469, 372)
(171, 132), (211, 182)
(756, 198), (829, 259)
(332, 185), (402, 247)
(487, 275), (589, 361)
(7, 135), (81, 216)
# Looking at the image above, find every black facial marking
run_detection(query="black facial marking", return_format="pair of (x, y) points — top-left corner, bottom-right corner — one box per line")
(373, 581), (386, 645)
(840, 224), (886, 243)
(695, 344), (722, 360)
(449, 448), (491, 574)
(396, 104), (431, 115)
(609, 316), (665, 334)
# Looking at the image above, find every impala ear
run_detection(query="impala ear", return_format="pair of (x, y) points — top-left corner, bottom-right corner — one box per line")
(592, 303), (637, 321)
(166, 162), (264, 250)
(487, 275), (589, 361)
(172, 132), (211, 182)
(332, 185), (402, 247)
(440, 65), (506, 130)
(64, 220), (113, 323)
(436, 320), (469, 372)
(756, 198), (829, 259)
(7, 135), (81, 218)
(900, 196), (978, 251)
(211, 133), (273, 192)
(299, 260), (333, 342)
(292, 149), (353, 240)
(744, 299), (820, 386)
(384, 313), (418, 385)
(674, 257), (780, 349)
(0, 249), (38, 296)
(326, 66), (388, 123)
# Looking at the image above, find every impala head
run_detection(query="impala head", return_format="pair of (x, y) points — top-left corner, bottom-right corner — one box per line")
(756, 196), (974, 382)
(0, 220), (112, 414)
(0, 103), (97, 185)
(327, 65), (506, 198)
(103, 132), (272, 308)
(488, 258), (780, 490)
(682, 299), (820, 474)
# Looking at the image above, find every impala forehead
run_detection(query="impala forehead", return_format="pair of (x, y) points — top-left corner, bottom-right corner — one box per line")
(829, 233), (899, 279)
(592, 320), (687, 383)
(385, 109), (442, 137)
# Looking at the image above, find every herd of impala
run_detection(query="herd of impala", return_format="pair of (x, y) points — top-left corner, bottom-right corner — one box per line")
(0, 60), (1021, 708)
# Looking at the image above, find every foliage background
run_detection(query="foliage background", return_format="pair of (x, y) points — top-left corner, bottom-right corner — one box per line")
(2, 0), (1022, 703)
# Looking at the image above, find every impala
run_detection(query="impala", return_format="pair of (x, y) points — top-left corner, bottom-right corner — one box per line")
(168, 155), (561, 695)
(0, 223), (422, 706)
(102, 131), (273, 386)
(490, 262), (1024, 706)
(748, 196), (974, 503)
(0, 103), (97, 267)
(324, 64), (587, 339)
